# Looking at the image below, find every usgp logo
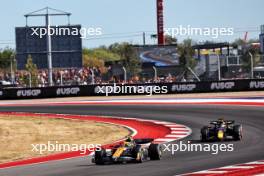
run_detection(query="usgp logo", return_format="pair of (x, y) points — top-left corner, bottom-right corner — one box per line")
(211, 82), (235, 90)
(17, 89), (41, 97)
(250, 81), (264, 89)
(56, 87), (80, 95)
(171, 84), (196, 92)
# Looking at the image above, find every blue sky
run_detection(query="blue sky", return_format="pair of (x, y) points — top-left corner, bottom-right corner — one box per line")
(0, 0), (263, 48)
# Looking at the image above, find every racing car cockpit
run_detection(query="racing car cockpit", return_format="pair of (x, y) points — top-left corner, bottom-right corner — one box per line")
(124, 136), (135, 147)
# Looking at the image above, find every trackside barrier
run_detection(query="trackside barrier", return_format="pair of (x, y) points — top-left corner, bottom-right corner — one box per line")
(0, 79), (264, 100)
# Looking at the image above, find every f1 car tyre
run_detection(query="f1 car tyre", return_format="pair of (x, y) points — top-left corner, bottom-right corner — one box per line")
(94, 148), (106, 165)
(233, 124), (242, 141)
(132, 145), (144, 163)
(201, 127), (209, 142)
(148, 143), (161, 160)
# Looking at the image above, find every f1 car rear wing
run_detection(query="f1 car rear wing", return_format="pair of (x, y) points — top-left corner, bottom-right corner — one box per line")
(210, 120), (235, 125)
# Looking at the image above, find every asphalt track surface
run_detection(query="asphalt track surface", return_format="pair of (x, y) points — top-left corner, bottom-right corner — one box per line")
(0, 104), (264, 176)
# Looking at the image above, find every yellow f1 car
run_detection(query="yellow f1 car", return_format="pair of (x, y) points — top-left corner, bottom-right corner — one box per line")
(92, 138), (161, 165)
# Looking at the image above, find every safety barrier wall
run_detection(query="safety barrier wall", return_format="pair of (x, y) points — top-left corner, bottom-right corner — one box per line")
(0, 79), (264, 99)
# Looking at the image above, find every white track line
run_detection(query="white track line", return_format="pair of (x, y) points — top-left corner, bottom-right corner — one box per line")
(165, 134), (187, 138)
(220, 165), (255, 169)
(192, 170), (228, 174)
(1, 98), (264, 106)
(181, 160), (264, 176)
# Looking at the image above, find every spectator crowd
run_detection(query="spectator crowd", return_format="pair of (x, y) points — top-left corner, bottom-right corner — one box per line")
(0, 66), (185, 87)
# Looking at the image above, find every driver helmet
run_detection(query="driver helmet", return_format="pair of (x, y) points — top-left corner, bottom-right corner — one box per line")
(218, 118), (226, 127)
(125, 135), (133, 142)
(218, 118), (225, 123)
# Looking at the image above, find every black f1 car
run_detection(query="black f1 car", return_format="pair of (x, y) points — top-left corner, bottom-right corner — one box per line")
(200, 119), (242, 142)
(92, 138), (161, 165)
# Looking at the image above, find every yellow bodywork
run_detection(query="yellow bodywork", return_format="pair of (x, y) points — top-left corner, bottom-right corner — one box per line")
(217, 130), (224, 139)
(113, 147), (126, 158)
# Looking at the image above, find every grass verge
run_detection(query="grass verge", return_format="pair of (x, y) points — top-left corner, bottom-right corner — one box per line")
(0, 115), (130, 163)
